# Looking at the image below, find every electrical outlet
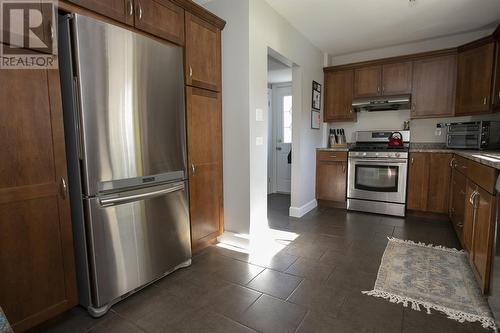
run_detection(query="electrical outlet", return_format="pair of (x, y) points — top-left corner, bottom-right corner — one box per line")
(256, 137), (263, 145)
(256, 108), (264, 122)
(435, 128), (442, 136)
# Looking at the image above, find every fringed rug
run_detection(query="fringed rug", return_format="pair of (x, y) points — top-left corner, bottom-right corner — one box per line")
(362, 237), (496, 330)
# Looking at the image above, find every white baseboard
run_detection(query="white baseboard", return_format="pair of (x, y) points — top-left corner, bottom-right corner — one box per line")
(217, 231), (250, 250)
(289, 199), (317, 218)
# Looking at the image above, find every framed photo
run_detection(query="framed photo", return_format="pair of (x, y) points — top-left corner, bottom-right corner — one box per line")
(311, 110), (320, 129)
(312, 81), (321, 110)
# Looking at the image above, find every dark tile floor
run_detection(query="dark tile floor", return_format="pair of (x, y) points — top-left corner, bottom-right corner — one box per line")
(40, 194), (489, 333)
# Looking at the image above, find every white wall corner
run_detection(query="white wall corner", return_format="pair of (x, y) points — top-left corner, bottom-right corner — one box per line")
(289, 199), (318, 218)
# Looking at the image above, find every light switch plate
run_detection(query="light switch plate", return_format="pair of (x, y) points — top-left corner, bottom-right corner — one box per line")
(256, 108), (264, 122)
(256, 137), (263, 146)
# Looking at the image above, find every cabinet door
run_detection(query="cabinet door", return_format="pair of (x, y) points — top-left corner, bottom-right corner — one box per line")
(471, 187), (496, 294)
(382, 62), (412, 95)
(463, 180), (476, 252)
(354, 66), (381, 97)
(186, 87), (223, 253)
(185, 12), (221, 92)
(407, 153), (429, 211)
(316, 161), (347, 203)
(0, 70), (77, 332)
(427, 154), (453, 214)
(411, 55), (456, 118)
(450, 168), (466, 241)
(492, 41), (500, 110)
(456, 42), (495, 115)
(67, 0), (133, 25)
(324, 70), (356, 122)
(134, 0), (184, 45)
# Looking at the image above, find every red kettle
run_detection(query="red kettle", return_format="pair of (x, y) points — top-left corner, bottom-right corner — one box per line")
(388, 132), (403, 147)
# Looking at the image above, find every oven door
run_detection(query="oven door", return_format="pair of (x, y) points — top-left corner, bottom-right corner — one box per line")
(347, 158), (408, 203)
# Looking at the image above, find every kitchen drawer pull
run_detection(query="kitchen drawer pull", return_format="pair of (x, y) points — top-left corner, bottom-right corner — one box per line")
(449, 158), (455, 167)
(127, 0), (133, 16)
(330, 155), (337, 158)
(483, 97), (488, 105)
(60, 177), (68, 199)
(137, 2), (143, 19)
(457, 223), (464, 228)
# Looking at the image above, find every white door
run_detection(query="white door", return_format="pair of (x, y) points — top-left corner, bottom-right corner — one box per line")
(274, 85), (292, 193)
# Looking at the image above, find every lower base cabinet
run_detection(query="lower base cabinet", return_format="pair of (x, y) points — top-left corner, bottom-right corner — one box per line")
(450, 157), (497, 294)
(316, 151), (347, 207)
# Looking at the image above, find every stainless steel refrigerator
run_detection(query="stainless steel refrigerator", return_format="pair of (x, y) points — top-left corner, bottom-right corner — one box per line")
(58, 13), (191, 317)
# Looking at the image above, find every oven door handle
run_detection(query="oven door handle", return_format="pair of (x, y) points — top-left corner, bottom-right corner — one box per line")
(348, 158), (408, 164)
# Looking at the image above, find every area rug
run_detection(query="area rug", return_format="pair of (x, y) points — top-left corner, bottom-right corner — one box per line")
(362, 237), (496, 330)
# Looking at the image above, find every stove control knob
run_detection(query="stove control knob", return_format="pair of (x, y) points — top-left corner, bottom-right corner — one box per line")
(395, 153), (400, 158)
(362, 152), (367, 156)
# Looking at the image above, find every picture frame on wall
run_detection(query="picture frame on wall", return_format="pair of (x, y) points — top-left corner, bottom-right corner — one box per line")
(311, 110), (320, 129)
(312, 81), (321, 110)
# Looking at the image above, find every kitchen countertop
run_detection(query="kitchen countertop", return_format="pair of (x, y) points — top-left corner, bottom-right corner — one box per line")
(409, 148), (500, 170)
(317, 147), (349, 152)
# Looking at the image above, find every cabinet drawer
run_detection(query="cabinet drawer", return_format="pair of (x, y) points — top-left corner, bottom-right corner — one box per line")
(466, 159), (497, 194)
(317, 151), (347, 162)
(453, 155), (469, 175)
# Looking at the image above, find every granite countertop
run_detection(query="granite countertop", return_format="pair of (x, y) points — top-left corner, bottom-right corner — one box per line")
(409, 147), (500, 170)
(317, 147), (349, 152)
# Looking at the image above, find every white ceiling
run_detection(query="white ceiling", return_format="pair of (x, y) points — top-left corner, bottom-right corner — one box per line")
(262, 0), (500, 56)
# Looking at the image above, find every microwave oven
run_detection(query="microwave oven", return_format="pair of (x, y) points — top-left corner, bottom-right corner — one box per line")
(446, 121), (500, 150)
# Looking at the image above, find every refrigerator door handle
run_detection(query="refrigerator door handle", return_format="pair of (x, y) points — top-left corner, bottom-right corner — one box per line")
(99, 182), (185, 207)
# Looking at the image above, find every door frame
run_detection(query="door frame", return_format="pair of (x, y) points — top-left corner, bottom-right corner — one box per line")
(270, 82), (292, 194)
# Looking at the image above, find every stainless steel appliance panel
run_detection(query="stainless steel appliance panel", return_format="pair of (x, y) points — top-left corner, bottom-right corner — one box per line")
(73, 14), (186, 196)
(347, 158), (408, 203)
(84, 181), (191, 307)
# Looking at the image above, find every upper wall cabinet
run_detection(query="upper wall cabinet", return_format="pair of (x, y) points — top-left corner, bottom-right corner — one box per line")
(353, 61), (412, 98)
(324, 70), (356, 122)
(66, 0), (135, 25)
(456, 41), (496, 116)
(411, 54), (456, 118)
(134, 0), (185, 45)
(492, 41), (500, 110)
(354, 66), (381, 97)
(66, 0), (185, 45)
(185, 12), (221, 92)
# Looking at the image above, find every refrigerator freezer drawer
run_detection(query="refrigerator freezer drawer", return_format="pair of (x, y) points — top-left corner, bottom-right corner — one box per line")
(84, 181), (191, 308)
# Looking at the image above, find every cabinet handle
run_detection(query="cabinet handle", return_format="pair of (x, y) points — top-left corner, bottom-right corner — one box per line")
(459, 190), (465, 195)
(411, 157), (414, 165)
(189, 66), (193, 78)
(483, 97), (488, 105)
(498, 91), (500, 103)
(330, 155), (337, 158)
(457, 222), (464, 228)
(60, 177), (68, 199)
(411, 103), (416, 113)
(137, 2), (143, 20)
(472, 191), (479, 208)
(349, 108), (353, 114)
(127, 0), (133, 16)
(342, 164), (346, 174)
(49, 21), (54, 41)
(191, 163), (196, 176)
(449, 158), (455, 167)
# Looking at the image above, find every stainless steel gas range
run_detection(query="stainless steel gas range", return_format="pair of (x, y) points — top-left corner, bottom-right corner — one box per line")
(347, 130), (410, 217)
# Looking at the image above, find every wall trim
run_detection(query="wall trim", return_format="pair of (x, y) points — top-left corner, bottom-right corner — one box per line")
(289, 199), (317, 218)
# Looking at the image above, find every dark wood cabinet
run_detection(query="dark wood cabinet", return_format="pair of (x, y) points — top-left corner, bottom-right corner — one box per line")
(407, 153), (452, 214)
(456, 42), (495, 115)
(411, 55), (456, 118)
(323, 70), (356, 122)
(185, 12), (221, 92)
(450, 168), (466, 242)
(427, 154), (453, 214)
(353, 62), (412, 98)
(67, 0), (134, 25)
(471, 186), (496, 294)
(492, 41), (500, 110)
(316, 152), (347, 206)
(382, 61), (412, 95)
(407, 153), (429, 211)
(186, 87), (223, 253)
(0, 70), (77, 332)
(354, 66), (381, 97)
(134, 0), (184, 45)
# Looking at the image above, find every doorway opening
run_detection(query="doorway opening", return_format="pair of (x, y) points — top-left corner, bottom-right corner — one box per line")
(267, 50), (293, 217)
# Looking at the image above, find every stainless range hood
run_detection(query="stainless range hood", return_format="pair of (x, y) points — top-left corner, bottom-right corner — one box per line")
(352, 94), (411, 112)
